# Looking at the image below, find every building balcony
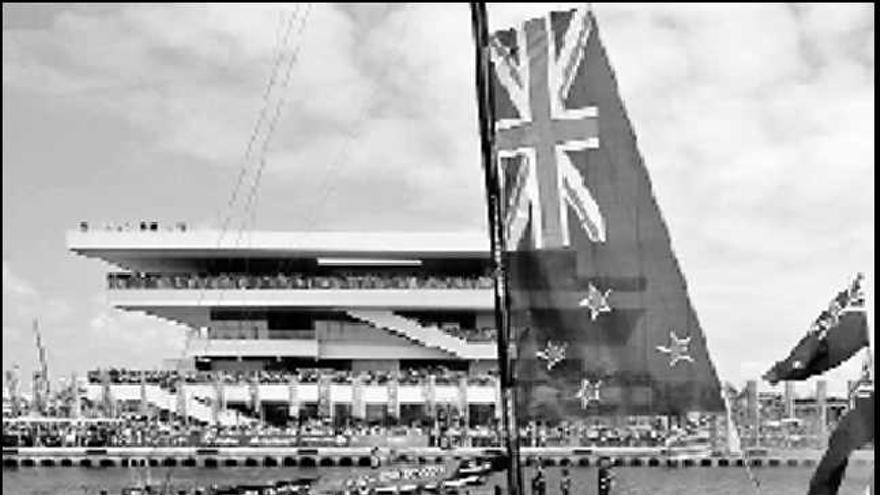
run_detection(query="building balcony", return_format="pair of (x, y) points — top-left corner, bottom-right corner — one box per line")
(67, 229), (491, 273)
(185, 338), (318, 358)
(107, 273), (494, 291)
(108, 288), (493, 311)
(85, 382), (499, 405)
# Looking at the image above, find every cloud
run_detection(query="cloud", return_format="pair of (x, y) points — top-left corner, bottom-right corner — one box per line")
(2, 260), (184, 389)
(3, 259), (37, 298)
(2, 260), (41, 342)
(2, 261), (42, 389)
(88, 305), (185, 355)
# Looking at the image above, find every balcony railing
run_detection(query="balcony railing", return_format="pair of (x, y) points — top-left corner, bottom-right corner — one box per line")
(87, 368), (497, 386)
(108, 273), (494, 291)
(206, 329), (315, 340)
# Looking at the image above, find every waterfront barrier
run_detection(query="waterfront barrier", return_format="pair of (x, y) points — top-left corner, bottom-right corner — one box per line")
(2, 446), (872, 470)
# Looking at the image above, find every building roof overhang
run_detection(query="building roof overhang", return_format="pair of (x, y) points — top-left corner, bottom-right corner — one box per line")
(68, 230), (491, 269)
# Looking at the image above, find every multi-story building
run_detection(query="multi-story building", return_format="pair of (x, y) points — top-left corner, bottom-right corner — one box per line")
(68, 223), (500, 426)
(730, 380), (854, 449)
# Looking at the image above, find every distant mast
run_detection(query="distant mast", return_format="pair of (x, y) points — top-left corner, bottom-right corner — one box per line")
(32, 318), (50, 415)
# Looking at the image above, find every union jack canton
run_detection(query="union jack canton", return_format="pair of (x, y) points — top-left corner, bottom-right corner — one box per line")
(491, 7), (605, 250)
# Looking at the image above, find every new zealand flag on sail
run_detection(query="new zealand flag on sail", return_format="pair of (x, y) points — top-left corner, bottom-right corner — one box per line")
(764, 273), (869, 384)
(490, 8), (724, 421)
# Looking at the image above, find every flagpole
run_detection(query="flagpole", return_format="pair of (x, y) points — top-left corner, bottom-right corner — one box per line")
(469, 3), (523, 494)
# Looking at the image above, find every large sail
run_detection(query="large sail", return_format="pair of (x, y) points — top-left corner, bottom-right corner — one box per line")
(489, 7), (725, 422)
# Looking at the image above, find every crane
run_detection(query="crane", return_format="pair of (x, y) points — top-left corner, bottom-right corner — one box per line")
(32, 318), (49, 415)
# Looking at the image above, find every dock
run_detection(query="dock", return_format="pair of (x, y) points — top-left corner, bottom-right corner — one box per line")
(2, 446), (873, 469)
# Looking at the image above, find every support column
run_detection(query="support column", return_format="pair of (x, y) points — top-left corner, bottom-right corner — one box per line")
(140, 372), (149, 417)
(71, 372), (82, 419)
(424, 375), (437, 421)
(177, 380), (188, 424)
(212, 380), (222, 425)
(249, 377), (262, 421)
(102, 369), (115, 418)
(352, 376), (365, 421)
(783, 381), (795, 418)
(318, 375), (331, 420)
(388, 378), (400, 423)
(746, 380), (758, 447)
(459, 376), (470, 446)
(816, 380), (827, 447)
(288, 377), (299, 422)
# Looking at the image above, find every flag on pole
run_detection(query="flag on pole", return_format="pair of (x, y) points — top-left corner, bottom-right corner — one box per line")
(764, 273), (869, 384)
(490, 7), (724, 421)
(807, 389), (874, 495)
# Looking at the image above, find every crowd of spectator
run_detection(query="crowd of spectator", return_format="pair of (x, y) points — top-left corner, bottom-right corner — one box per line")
(7, 369), (709, 451)
(439, 327), (496, 342)
(10, 410), (846, 451)
(79, 220), (187, 233)
(108, 272), (494, 291)
(10, 370), (857, 454)
(3, 408), (686, 450)
(86, 367), (499, 388)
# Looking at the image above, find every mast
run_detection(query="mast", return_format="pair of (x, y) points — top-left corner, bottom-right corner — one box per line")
(32, 318), (49, 415)
(469, 3), (523, 494)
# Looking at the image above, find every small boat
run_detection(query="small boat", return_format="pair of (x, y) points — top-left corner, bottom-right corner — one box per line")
(442, 475), (484, 489)
(455, 459), (493, 476)
(665, 431), (713, 461)
(116, 477), (316, 495)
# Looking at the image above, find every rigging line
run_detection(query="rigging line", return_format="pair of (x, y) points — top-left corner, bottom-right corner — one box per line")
(234, 3), (313, 245)
(218, 6), (303, 240)
(725, 384), (764, 495)
(236, 4), (312, 226)
(737, 415), (764, 493)
(222, 5), (300, 221)
(217, 6), (301, 244)
(228, 3), (313, 385)
(186, 6), (304, 386)
(193, 6), (304, 314)
(301, 4), (412, 233)
(221, 5), (310, 371)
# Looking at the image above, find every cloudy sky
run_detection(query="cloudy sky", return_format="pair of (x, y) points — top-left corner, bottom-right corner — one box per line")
(2, 3), (873, 397)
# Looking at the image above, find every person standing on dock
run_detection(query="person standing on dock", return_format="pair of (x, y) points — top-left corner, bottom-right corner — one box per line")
(370, 446), (382, 470)
(531, 464), (546, 495)
(559, 468), (572, 495)
(597, 457), (615, 495)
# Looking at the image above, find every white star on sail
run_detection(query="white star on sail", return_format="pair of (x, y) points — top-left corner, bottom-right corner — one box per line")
(656, 331), (694, 367)
(576, 379), (602, 409)
(536, 340), (568, 371)
(579, 283), (612, 321)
